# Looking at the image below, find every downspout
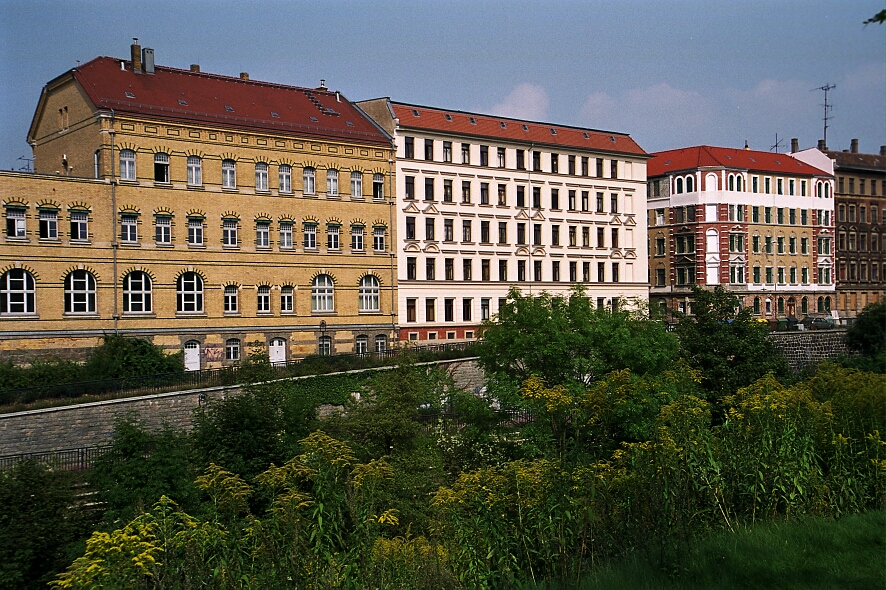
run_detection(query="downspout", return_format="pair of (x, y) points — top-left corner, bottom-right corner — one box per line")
(388, 152), (396, 342)
(109, 110), (119, 334)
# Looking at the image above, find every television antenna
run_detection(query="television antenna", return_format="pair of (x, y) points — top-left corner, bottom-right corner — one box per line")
(770, 133), (785, 153)
(16, 156), (33, 173)
(812, 84), (835, 149)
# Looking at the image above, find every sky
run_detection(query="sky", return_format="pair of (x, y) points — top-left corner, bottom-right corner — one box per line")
(1, 0), (883, 171)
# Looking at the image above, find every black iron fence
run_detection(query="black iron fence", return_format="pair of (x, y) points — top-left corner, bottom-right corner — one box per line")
(0, 342), (477, 406)
(0, 446), (112, 471)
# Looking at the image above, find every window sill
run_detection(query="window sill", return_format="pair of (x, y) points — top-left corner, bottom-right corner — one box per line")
(38, 238), (62, 244)
(224, 312), (242, 317)
(350, 250), (366, 255)
(223, 245), (240, 250)
(70, 240), (92, 245)
(63, 312), (100, 318)
(256, 312), (273, 316)
(304, 247), (319, 252)
(278, 191), (293, 197)
(5, 237), (29, 243)
(327, 194), (341, 199)
(303, 193), (318, 198)
(255, 246), (271, 251)
(0, 313), (39, 319)
(176, 312), (208, 317)
(123, 312), (156, 318)
(281, 311), (296, 316)
(188, 244), (206, 249)
(279, 246), (294, 251)
(119, 179), (139, 184)
(156, 243), (174, 248)
(153, 182), (172, 188)
(187, 185), (205, 190)
(311, 311), (337, 315)
(120, 241), (140, 247)
(255, 189), (271, 195)
(359, 310), (384, 315)
(222, 187), (239, 193)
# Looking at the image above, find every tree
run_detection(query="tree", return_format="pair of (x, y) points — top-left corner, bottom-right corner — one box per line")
(673, 286), (788, 402)
(83, 334), (183, 380)
(845, 301), (885, 357)
(477, 286), (679, 392)
(863, 9), (885, 25)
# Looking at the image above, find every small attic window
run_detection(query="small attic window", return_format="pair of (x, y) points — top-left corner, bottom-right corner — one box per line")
(346, 121), (354, 127)
(550, 128), (557, 135)
(310, 116), (318, 122)
(469, 117), (477, 124)
(224, 105), (234, 112)
(445, 114), (453, 121)
(664, 160), (672, 166)
(522, 124), (529, 131)
(749, 157), (756, 162)
(609, 136), (616, 142)
(583, 132), (590, 139)
(125, 92), (135, 99)
(178, 99), (188, 106)
(412, 109), (420, 117)
(270, 111), (279, 118)
(500, 122), (507, 129)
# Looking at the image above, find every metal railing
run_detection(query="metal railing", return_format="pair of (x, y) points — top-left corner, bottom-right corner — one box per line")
(0, 342), (477, 406)
(0, 446), (112, 471)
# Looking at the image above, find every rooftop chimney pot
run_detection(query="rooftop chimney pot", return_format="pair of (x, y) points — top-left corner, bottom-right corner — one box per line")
(240, 72), (249, 80)
(319, 79), (327, 89)
(791, 138), (799, 153)
(817, 140), (826, 151)
(131, 40), (142, 72)
(190, 64), (200, 72)
(850, 138), (858, 153)
(880, 146), (886, 157)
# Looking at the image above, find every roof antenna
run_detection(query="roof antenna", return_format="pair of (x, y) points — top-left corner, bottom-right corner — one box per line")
(811, 84), (835, 149)
(770, 133), (785, 153)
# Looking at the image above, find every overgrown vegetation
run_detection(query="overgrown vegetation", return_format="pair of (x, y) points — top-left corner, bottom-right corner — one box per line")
(1, 291), (882, 588)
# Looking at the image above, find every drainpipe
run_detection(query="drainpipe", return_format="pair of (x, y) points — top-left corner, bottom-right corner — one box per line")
(388, 153), (396, 343)
(108, 110), (119, 334)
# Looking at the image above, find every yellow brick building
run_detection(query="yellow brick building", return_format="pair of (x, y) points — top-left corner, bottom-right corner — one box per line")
(1, 43), (397, 367)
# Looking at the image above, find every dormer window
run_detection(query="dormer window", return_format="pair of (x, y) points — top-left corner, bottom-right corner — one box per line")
(500, 122), (507, 128)
(310, 116), (318, 122)
(270, 111), (279, 117)
(224, 105), (234, 112)
(522, 124), (529, 131)
(583, 132), (590, 139)
(125, 92), (135, 99)
(445, 114), (453, 121)
(550, 128), (557, 135)
(178, 99), (188, 105)
(469, 117), (477, 124)
(412, 109), (420, 117)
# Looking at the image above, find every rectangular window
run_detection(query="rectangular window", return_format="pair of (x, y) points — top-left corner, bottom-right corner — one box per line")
(187, 156), (202, 186)
(569, 261), (577, 282)
(462, 143), (470, 164)
(568, 190), (576, 211)
(497, 147), (505, 167)
(765, 267), (773, 283)
(426, 298), (436, 322)
(426, 258), (436, 280)
(551, 224), (560, 246)
(222, 160), (236, 189)
(156, 217), (171, 244)
(552, 260), (560, 281)
(279, 165), (292, 193)
(256, 222), (270, 248)
(445, 258), (454, 280)
(406, 298), (416, 322)
(777, 236), (784, 254)
(533, 223), (542, 245)
(5, 209), (25, 238)
(425, 178), (435, 201)
(567, 155), (575, 175)
(351, 226), (364, 251)
(498, 260), (508, 281)
(753, 266), (761, 283)
(303, 224), (316, 249)
(516, 149), (525, 170)
(800, 237), (808, 254)
(481, 298), (490, 320)
(443, 179), (453, 203)
(610, 194), (618, 213)
(327, 226), (340, 250)
(730, 265), (745, 284)
(551, 153), (559, 173)
(373, 226), (385, 251)
(404, 137), (414, 159)
(752, 235), (760, 253)
(462, 181), (472, 203)
(120, 214), (137, 242)
(596, 227), (603, 247)
(463, 259), (472, 281)
(154, 153), (170, 183)
(517, 186), (525, 208)
(444, 298), (454, 321)
(405, 176), (415, 200)
(532, 151), (541, 171)
(569, 226), (577, 247)
(462, 298), (472, 321)
(256, 163), (269, 191)
(788, 236), (796, 254)
(776, 178), (783, 195)
(188, 219), (204, 246)
(596, 192), (604, 213)
(443, 141), (452, 162)
(729, 234), (744, 253)
(801, 209), (808, 225)
(517, 223), (526, 245)
(498, 222), (507, 244)
(765, 207), (772, 223)
(40, 211), (59, 240)
(70, 211), (88, 241)
(596, 158), (604, 177)
(532, 187), (541, 209)
(611, 228), (619, 248)
(656, 268), (666, 286)
(778, 267), (785, 284)
(497, 184), (507, 206)
(777, 208), (784, 224)
(581, 156), (589, 176)
(481, 259), (490, 281)
(405, 217), (416, 240)
(550, 189), (559, 210)
(444, 219), (454, 242)
(425, 218), (435, 241)
(462, 220), (472, 242)
(279, 222), (293, 249)
(752, 206), (760, 222)
(224, 220), (240, 247)
(533, 260), (542, 281)
(655, 209), (665, 226)
(517, 260), (526, 281)
(407, 257), (416, 280)
(583, 262), (591, 282)
(789, 179), (795, 196)
(281, 287), (293, 313)
(350, 171), (362, 198)
(790, 267), (797, 283)
(480, 183), (489, 205)
(480, 145), (489, 167)
(424, 139), (434, 160)
(610, 160), (618, 179)
(480, 221), (490, 243)
(597, 262), (605, 282)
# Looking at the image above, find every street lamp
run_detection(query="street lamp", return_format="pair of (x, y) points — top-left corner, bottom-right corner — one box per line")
(319, 320), (328, 356)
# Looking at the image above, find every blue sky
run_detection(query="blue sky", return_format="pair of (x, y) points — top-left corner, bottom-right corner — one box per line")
(1, 0), (883, 170)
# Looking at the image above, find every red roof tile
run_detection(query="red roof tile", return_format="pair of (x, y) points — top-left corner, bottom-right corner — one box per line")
(68, 57), (391, 146)
(390, 103), (647, 157)
(648, 145), (830, 178)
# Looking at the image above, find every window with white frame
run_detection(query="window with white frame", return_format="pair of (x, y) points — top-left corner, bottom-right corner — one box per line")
(279, 164), (292, 193)
(359, 275), (380, 312)
(256, 221), (270, 248)
(255, 162), (269, 191)
(39, 210), (58, 240)
(70, 211), (88, 241)
(279, 222), (293, 249)
(373, 227), (385, 251)
(64, 270), (96, 313)
(327, 169), (338, 195)
(0, 269), (35, 315)
(351, 226), (364, 251)
(373, 173), (384, 200)
(123, 271), (152, 313)
(224, 285), (238, 313)
(355, 335), (369, 356)
(187, 156), (202, 186)
(187, 219), (204, 246)
(153, 153), (170, 183)
(222, 220), (238, 247)
(6, 209), (25, 238)
(222, 159), (236, 189)
(318, 335), (331, 356)
(257, 286), (271, 313)
(120, 149), (136, 181)
(177, 272), (203, 312)
(225, 338), (240, 361)
(303, 224), (317, 249)
(327, 225), (340, 250)
(375, 334), (387, 353)
(303, 167), (316, 195)
(351, 171), (362, 198)
(155, 216), (171, 244)
(120, 214), (137, 242)
(281, 286), (294, 313)
(312, 274), (334, 311)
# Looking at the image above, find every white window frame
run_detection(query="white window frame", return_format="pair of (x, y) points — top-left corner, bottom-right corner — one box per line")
(279, 222), (293, 249)
(40, 211), (58, 240)
(70, 211), (88, 241)
(120, 149), (136, 181)
(373, 173), (384, 200)
(280, 286), (294, 313)
(222, 159), (236, 189)
(155, 216), (172, 244)
(177, 272), (204, 313)
(351, 171), (363, 198)
(153, 152), (170, 183)
(222, 220), (239, 247)
(303, 167), (316, 195)
(255, 162), (268, 191)
(279, 164), (292, 193)
(188, 219), (204, 246)
(304, 224), (317, 249)
(64, 270), (96, 314)
(257, 286), (271, 313)
(187, 156), (202, 186)
(256, 221), (270, 248)
(120, 214), (137, 242)
(6, 209), (26, 238)
(355, 335), (369, 356)
(358, 275), (380, 312)
(0, 269), (35, 315)
(311, 274), (334, 312)
(373, 227), (385, 251)
(223, 285), (239, 313)
(327, 225), (340, 250)
(123, 271), (152, 313)
(327, 168), (338, 195)
(351, 226), (364, 251)
(225, 338), (241, 362)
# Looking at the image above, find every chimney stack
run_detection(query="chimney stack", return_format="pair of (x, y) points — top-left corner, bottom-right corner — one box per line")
(319, 79), (327, 90)
(817, 139), (826, 151)
(131, 39), (142, 72)
(791, 138), (799, 153)
(240, 72), (249, 80)
(142, 47), (154, 74)
(190, 64), (200, 72)
(850, 138), (858, 153)
(880, 146), (886, 157)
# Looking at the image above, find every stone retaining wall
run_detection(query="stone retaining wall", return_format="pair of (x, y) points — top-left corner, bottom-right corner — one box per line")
(0, 358), (482, 457)
(767, 329), (850, 371)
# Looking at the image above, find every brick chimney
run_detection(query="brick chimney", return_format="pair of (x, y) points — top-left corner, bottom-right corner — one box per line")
(190, 64), (200, 72)
(791, 138), (799, 153)
(850, 138), (858, 153)
(131, 39), (142, 72)
(881, 146), (886, 157)
(240, 72), (249, 80)
(817, 139), (826, 151)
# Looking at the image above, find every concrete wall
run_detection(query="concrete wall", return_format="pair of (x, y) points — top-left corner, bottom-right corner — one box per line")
(0, 358), (482, 457)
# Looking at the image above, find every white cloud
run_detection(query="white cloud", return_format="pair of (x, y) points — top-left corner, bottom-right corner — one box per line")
(489, 83), (550, 121)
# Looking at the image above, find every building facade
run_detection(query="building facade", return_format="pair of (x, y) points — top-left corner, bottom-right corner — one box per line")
(647, 145), (835, 319)
(357, 99), (650, 342)
(824, 140), (885, 322)
(1, 43), (397, 367)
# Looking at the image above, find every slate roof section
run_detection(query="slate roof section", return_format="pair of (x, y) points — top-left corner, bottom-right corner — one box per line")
(61, 56), (391, 146)
(389, 102), (647, 157)
(825, 150), (885, 173)
(648, 145), (831, 178)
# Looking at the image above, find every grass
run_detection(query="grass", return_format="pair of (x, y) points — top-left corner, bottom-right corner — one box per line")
(526, 510), (885, 590)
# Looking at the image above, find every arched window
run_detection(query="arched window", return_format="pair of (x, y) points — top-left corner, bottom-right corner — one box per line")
(222, 159), (236, 189)
(358, 275), (380, 312)
(225, 338), (241, 361)
(824, 296), (831, 312)
(817, 296), (824, 313)
(355, 334), (369, 356)
(120, 149), (136, 181)
(686, 176), (694, 192)
(326, 168), (338, 195)
(318, 335), (332, 356)
(801, 297), (808, 315)
(728, 175), (735, 191)
(255, 162), (268, 191)
(224, 285), (238, 313)
(303, 167), (316, 195)
(311, 274), (334, 312)
(676, 177), (684, 194)
(257, 285), (271, 313)
(375, 334), (388, 353)
(153, 153), (170, 183)
(123, 271), (152, 313)
(824, 182), (830, 198)
(736, 176), (743, 191)
(706, 173), (718, 191)
(177, 272), (203, 313)
(0, 269), (35, 314)
(373, 173), (385, 199)
(187, 156), (202, 186)
(279, 164), (292, 193)
(64, 270), (96, 313)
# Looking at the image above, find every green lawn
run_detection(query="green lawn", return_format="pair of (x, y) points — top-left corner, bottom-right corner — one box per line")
(528, 510), (885, 590)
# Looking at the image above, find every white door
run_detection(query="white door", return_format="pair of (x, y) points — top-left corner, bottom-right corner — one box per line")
(269, 338), (286, 366)
(184, 341), (200, 371)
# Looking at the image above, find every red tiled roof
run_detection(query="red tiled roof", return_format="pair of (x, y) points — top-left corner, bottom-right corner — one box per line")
(390, 103), (647, 157)
(648, 145), (830, 178)
(68, 57), (391, 146)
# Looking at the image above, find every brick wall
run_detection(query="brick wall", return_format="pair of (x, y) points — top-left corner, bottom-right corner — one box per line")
(767, 329), (850, 371)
